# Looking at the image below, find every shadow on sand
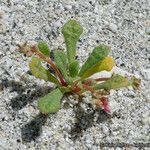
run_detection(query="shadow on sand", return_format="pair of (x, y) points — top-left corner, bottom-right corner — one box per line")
(69, 103), (111, 141)
(1, 79), (110, 142)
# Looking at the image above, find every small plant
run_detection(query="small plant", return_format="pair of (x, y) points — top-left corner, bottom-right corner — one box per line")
(18, 20), (140, 114)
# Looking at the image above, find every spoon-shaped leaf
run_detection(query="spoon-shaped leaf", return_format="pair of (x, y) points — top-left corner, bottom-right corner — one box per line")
(29, 57), (60, 85)
(38, 88), (63, 114)
(79, 45), (110, 78)
(93, 74), (132, 91)
(80, 56), (115, 80)
(62, 20), (83, 65)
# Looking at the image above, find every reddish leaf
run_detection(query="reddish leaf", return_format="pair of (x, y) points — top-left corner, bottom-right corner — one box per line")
(100, 97), (111, 114)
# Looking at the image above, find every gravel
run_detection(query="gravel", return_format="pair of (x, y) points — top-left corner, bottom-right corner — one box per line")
(0, 0), (150, 149)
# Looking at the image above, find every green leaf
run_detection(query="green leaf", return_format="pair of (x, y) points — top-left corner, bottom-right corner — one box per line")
(62, 20), (83, 64)
(38, 41), (50, 56)
(54, 50), (78, 84)
(93, 74), (132, 91)
(38, 88), (63, 114)
(80, 56), (115, 79)
(79, 45), (110, 78)
(69, 60), (79, 77)
(54, 50), (68, 80)
(29, 57), (60, 85)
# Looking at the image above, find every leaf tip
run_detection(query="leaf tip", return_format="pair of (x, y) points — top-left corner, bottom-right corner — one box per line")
(38, 41), (50, 56)
(131, 77), (141, 89)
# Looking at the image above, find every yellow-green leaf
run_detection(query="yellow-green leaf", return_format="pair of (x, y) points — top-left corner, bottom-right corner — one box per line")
(38, 88), (63, 114)
(79, 45), (110, 77)
(98, 56), (115, 71)
(93, 74), (132, 91)
(80, 56), (115, 79)
(29, 57), (60, 85)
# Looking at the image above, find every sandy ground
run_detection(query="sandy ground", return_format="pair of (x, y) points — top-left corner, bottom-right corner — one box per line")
(0, 0), (150, 149)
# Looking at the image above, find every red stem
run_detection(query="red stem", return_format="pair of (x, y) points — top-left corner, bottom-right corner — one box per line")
(72, 77), (110, 94)
(31, 46), (67, 86)
(82, 84), (95, 93)
(95, 77), (110, 82)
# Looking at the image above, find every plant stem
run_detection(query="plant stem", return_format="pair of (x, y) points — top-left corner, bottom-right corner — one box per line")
(95, 77), (110, 82)
(82, 84), (95, 93)
(31, 46), (67, 86)
(72, 77), (111, 94)
(71, 85), (81, 93)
